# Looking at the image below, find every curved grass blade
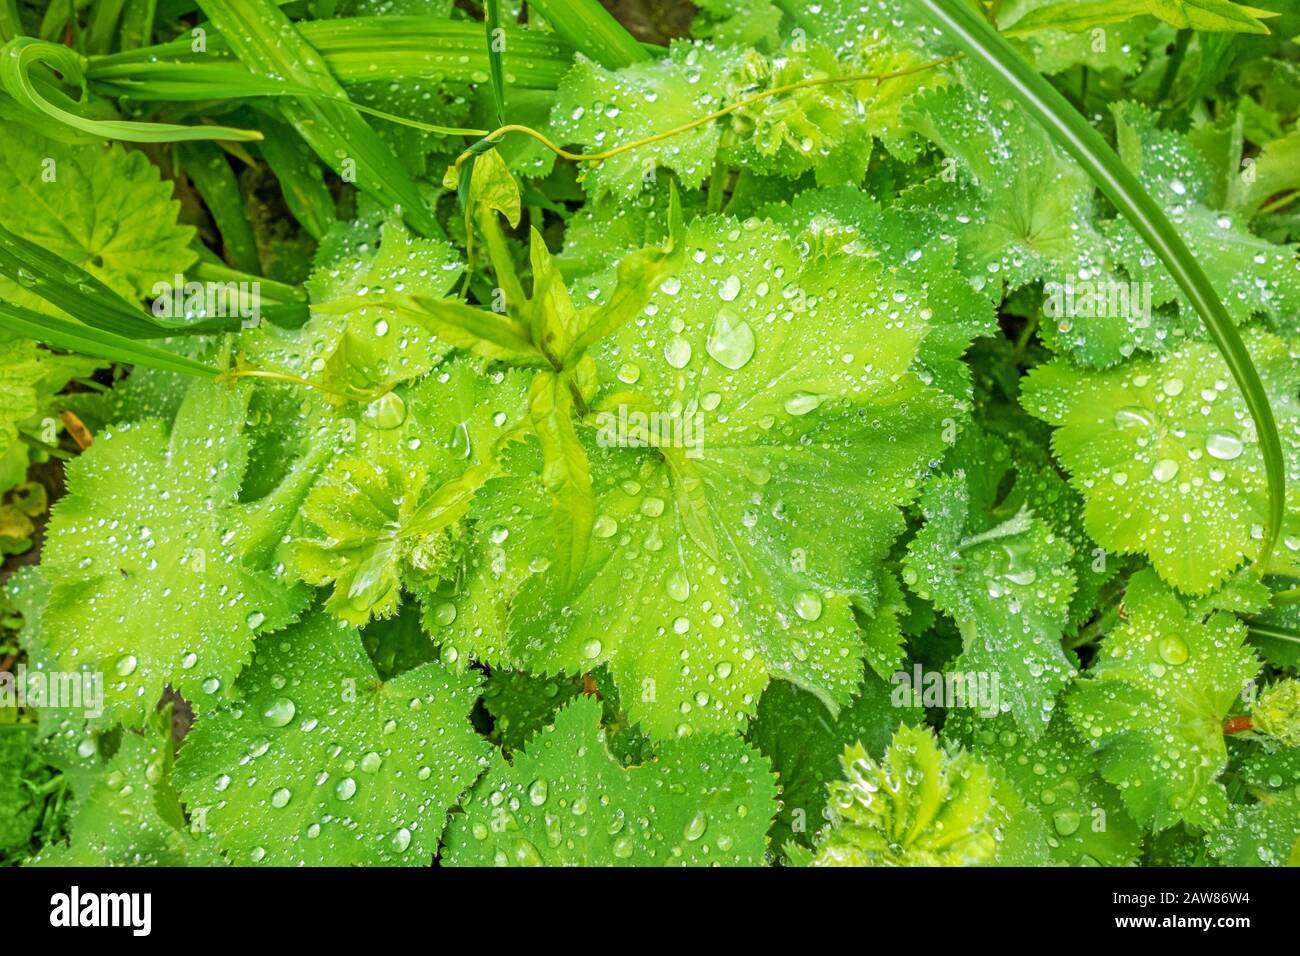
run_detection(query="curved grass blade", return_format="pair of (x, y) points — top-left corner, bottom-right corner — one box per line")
(912, 0), (1287, 564)
(0, 36), (262, 142)
(0, 300), (218, 377)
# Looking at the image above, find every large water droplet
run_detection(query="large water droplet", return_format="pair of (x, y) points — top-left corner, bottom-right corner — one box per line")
(794, 590), (823, 621)
(1157, 633), (1189, 665)
(706, 310), (756, 370)
(1205, 432), (1243, 461)
(262, 697), (296, 727)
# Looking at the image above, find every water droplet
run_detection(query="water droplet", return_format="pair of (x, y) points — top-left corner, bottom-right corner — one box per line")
(666, 569), (690, 602)
(271, 787), (291, 808)
(582, 638), (602, 660)
(363, 392), (406, 429)
(115, 654), (139, 677)
(1152, 459), (1179, 483)
(262, 697), (296, 727)
(784, 391), (825, 417)
(683, 810), (708, 842)
(1052, 809), (1081, 836)
(1205, 432), (1244, 461)
(360, 751), (383, 773)
(335, 777), (358, 800)
(794, 590), (823, 621)
(706, 309), (756, 370)
(718, 275), (740, 301)
(528, 778), (549, 806)
(1157, 633), (1189, 665)
(664, 335), (692, 369)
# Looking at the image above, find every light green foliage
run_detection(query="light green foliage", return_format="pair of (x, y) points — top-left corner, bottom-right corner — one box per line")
(551, 43), (739, 196)
(1208, 747), (1300, 865)
(0, 126), (196, 310)
(905, 473), (1076, 735)
(948, 712), (1143, 865)
(444, 696), (777, 865)
(1022, 330), (1300, 594)
(801, 724), (1004, 867)
(176, 611), (489, 865)
(32, 712), (213, 866)
(1106, 101), (1300, 329)
(2, 0), (1295, 872)
(1068, 570), (1260, 830)
(35, 379), (313, 723)
(443, 213), (956, 739)
(747, 672), (919, 854)
(1252, 679), (1300, 745)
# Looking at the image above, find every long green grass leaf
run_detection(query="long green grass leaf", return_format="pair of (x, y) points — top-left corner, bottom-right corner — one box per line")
(485, 0), (506, 126)
(0, 221), (172, 339)
(0, 300), (218, 376)
(177, 140), (261, 274)
(89, 18), (574, 90)
(524, 0), (648, 69)
(913, 0), (1287, 563)
(194, 0), (450, 236)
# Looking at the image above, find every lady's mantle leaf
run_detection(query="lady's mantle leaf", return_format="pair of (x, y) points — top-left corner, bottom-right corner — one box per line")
(444, 695), (777, 866)
(0, 127), (196, 311)
(1067, 570), (1260, 831)
(1021, 329), (1300, 594)
(176, 611), (490, 866)
(800, 724), (1003, 867)
(551, 43), (739, 196)
(904, 473), (1076, 736)
(947, 711), (1143, 865)
(36, 380), (313, 724)
(444, 214), (957, 738)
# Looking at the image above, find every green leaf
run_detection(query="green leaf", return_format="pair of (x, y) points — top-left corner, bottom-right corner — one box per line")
(948, 711), (1143, 865)
(442, 214), (957, 738)
(1106, 102), (1300, 330)
(528, 370), (595, 590)
(1021, 330), (1300, 595)
(905, 473), (1077, 735)
(550, 43), (740, 196)
(747, 671), (919, 855)
(481, 669), (585, 753)
(176, 610), (490, 865)
(1209, 747), (1300, 865)
(802, 724), (1004, 866)
(915, 0), (1288, 578)
(444, 695), (778, 865)
(287, 360), (531, 626)
(0, 124), (196, 311)
(1068, 569), (1260, 830)
(195, 0), (440, 237)
(32, 710), (215, 866)
(33, 379), (312, 724)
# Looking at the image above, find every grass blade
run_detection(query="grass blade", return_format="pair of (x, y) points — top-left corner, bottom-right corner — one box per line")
(0, 221), (174, 339)
(0, 0), (23, 42)
(195, 0), (441, 237)
(89, 18), (574, 90)
(0, 300), (218, 377)
(485, 0), (506, 126)
(177, 141), (261, 274)
(913, 0), (1287, 563)
(255, 111), (337, 240)
(525, 0), (648, 69)
(0, 36), (262, 141)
